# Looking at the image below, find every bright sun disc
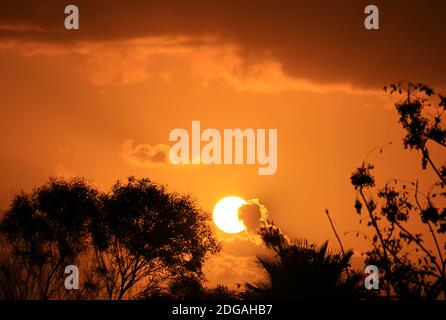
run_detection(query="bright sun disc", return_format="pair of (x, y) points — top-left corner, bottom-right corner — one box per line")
(213, 196), (247, 234)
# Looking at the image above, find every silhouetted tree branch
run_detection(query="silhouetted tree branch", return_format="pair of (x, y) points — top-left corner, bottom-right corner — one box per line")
(352, 82), (446, 299)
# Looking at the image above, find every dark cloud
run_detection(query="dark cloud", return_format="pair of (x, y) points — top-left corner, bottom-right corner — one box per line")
(1, 0), (445, 88)
(239, 202), (262, 231)
(238, 199), (268, 233)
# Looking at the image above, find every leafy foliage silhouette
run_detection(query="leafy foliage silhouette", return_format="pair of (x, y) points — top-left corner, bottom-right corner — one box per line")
(351, 82), (446, 299)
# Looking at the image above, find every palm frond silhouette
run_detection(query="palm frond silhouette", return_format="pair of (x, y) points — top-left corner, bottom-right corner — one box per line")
(244, 237), (363, 299)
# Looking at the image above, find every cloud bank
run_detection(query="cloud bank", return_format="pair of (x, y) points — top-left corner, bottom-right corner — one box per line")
(1, 0), (445, 89)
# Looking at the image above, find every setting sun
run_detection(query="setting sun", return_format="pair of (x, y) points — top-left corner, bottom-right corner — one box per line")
(213, 196), (247, 234)
(0, 1), (445, 307)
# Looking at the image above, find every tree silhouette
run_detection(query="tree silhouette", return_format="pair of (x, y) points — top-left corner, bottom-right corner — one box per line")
(243, 222), (364, 299)
(351, 82), (446, 299)
(0, 178), (100, 299)
(0, 177), (220, 299)
(94, 177), (220, 299)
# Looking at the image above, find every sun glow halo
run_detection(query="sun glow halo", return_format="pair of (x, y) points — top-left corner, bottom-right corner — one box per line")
(213, 196), (246, 234)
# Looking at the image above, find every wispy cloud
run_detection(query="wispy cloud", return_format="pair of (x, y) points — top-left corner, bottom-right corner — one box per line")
(1, 36), (380, 94)
(0, 23), (43, 32)
(54, 164), (76, 179)
(120, 139), (171, 168)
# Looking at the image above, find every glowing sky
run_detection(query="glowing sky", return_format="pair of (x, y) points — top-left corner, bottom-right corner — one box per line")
(1, 0), (445, 287)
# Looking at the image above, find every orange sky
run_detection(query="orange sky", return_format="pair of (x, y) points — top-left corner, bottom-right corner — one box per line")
(1, 0), (445, 287)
